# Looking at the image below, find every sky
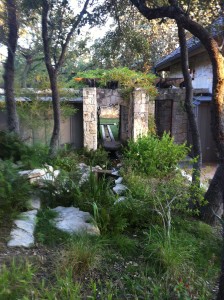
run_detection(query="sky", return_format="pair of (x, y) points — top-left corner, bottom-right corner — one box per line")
(0, 0), (113, 61)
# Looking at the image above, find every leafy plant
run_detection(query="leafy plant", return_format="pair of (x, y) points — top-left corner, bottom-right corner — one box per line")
(79, 147), (110, 168)
(0, 160), (31, 221)
(0, 131), (29, 162)
(124, 133), (189, 177)
(75, 67), (157, 98)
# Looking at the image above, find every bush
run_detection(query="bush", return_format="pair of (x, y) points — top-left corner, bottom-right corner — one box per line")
(79, 147), (110, 168)
(124, 133), (189, 177)
(0, 160), (31, 220)
(0, 131), (29, 162)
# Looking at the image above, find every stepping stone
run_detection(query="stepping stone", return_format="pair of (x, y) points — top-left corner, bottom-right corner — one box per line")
(29, 196), (41, 210)
(52, 206), (100, 235)
(7, 210), (38, 248)
(113, 183), (128, 195)
(115, 177), (123, 184)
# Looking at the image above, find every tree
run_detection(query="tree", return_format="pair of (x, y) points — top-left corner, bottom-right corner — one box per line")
(177, 22), (202, 186)
(128, 0), (224, 225)
(40, 0), (90, 156)
(91, 3), (179, 71)
(2, 0), (19, 133)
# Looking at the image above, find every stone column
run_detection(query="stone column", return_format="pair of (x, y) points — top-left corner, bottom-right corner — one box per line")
(83, 88), (97, 150)
(131, 89), (150, 140)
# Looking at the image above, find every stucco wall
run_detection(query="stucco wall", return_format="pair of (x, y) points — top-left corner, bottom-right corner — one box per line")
(169, 52), (213, 92)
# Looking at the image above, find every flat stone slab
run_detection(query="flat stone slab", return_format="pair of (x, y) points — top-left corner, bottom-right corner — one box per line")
(113, 183), (128, 195)
(115, 177), (123, 184)
(52, 206), (100, 235)
(7, 210), (38, 248)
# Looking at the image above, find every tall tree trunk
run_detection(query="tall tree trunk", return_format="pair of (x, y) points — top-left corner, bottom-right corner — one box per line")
(177, 22), (202, 186)
(48, 69), (61, 156)
(42, 0), (61, 156)
(3, 0), (19, 133)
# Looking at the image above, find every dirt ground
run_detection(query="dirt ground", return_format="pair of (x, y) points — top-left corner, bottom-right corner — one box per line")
(201, 163), (218, 183)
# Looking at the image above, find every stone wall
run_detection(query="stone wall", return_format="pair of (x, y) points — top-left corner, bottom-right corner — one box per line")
(82, 88), (151, 149)
(96, 89), (124, 106)
(83, 88), (97, 150)
(131, 89), (150, 140)
(156, 89), (188, 144)
(155, 88), (209, 144)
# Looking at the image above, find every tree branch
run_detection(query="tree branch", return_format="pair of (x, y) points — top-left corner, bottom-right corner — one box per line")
(56, 0), (90, 70)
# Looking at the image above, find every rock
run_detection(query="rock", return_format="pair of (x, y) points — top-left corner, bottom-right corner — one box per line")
(115, 177), (123, 184)
(113, 183), (128, 195)
(7, 210), (38, 248)
(114, 196), (126, 204)
(180, 169), (192, 182)
(19, 166), (60, 184)
(111, 170), (119, 176)
(52, 206), (100, 235)
(42, 170), (60, 181)
(19, 169), (46, 179)
(29, 196), (41, 210)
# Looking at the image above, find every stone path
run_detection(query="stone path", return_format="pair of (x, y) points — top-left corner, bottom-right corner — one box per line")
(7, 163), (128, 248)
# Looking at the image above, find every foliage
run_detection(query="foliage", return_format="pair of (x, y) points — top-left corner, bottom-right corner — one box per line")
(56, 235), (101, 278)
(0, 160), (31, 220)
(79, 147), (110, 167)
(16, 98), (76, 131)
(0, 260), (35, 300)
(124, 133), (189, 177)
(20, 144), (50, 169)
(76, 67), (157, 97)
(0, 131), (29, 162)
(35, 208), (70, 246)
(51, 149), (79, 172)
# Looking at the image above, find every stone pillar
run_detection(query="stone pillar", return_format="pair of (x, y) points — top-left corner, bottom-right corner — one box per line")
(131, 89), (150, 140)
(83, 88), (97, 150)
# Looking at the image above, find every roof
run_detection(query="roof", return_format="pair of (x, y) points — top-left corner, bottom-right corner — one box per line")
(156, 17), (224, 71)
(193, 94), (212, 105)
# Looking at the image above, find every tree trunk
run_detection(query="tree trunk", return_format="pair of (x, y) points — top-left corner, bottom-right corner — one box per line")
(201, 164), (224, 224)
(42, 0), (61, 156)
(3, 0), (19, 134)
(48, 69), (61, 157)
(177, 22), (202, 186)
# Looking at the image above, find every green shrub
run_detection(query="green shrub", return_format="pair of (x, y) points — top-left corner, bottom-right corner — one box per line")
(0, 131), (29, 162)
(79, 147), (110, 168)
(124, 133), (189, 177)
(21, 144), (50, 169)
(121, 172), (192, 230)
(51, 150), (79, 172)
(0, 160), (31, 220)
